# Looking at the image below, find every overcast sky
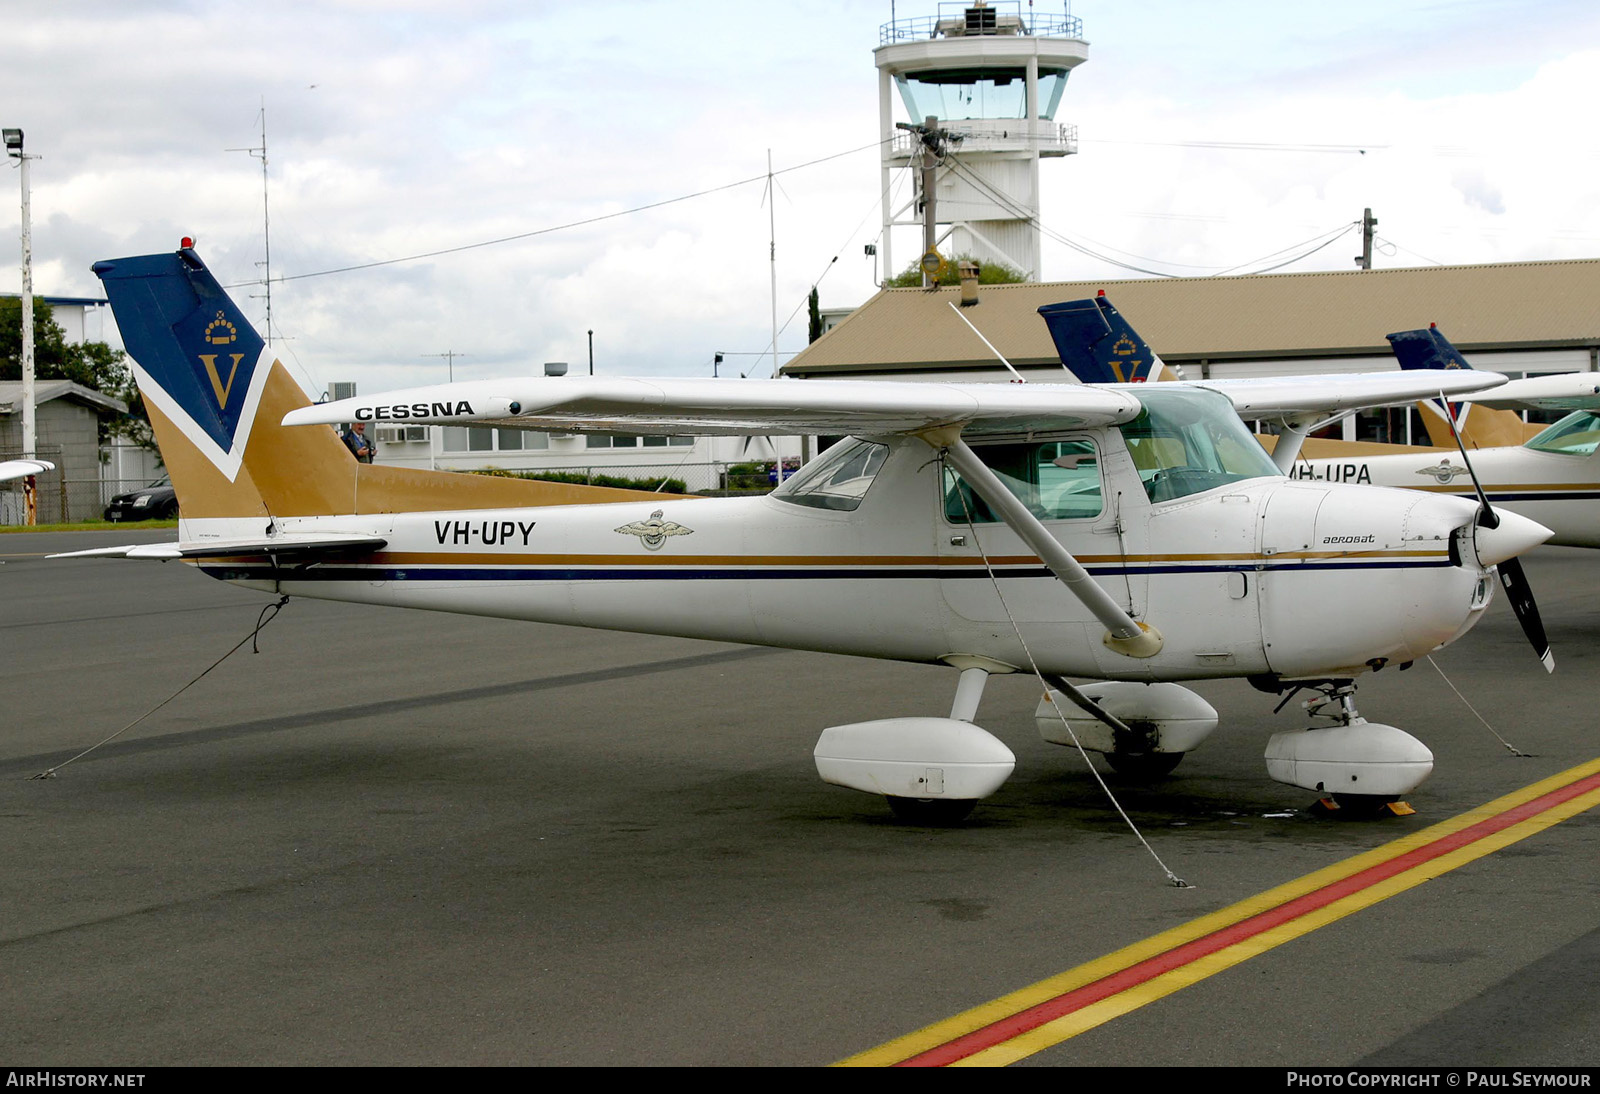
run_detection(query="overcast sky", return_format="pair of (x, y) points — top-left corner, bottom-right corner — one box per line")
(4, 0), (1599, 397)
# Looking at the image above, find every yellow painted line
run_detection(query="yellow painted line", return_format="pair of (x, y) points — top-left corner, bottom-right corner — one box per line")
(838, 757), (1600, 1067)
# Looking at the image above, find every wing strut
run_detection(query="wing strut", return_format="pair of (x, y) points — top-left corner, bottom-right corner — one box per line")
(925, 427), (1163, 658)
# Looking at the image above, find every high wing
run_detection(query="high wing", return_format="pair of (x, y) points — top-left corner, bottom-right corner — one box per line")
(1188, 370), (1509, 417)
(49, 532), (388, 562)
(1460, 372), (1600, 412)
(0, 459), (54, 484)
(283, 376), (1144, 436)
(283, 371), (1505, 437)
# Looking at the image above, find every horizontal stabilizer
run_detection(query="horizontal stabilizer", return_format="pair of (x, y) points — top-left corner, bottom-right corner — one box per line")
(51, 532), (388, 562)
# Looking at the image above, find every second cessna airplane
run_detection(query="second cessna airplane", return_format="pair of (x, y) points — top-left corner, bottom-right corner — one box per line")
(1044, 294), (1600, 550)
(1296, 324), (1600, 550)
(64, 247), (1552, 822)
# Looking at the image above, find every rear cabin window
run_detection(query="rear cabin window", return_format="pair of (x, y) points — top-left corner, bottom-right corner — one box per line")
(944, 438), (1104, 523)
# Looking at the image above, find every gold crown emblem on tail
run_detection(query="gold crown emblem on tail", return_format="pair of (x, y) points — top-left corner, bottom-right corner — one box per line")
(204, 312), (238, 345)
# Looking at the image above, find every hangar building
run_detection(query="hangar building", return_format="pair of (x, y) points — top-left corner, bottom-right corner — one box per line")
(783, 258), (1600, 445)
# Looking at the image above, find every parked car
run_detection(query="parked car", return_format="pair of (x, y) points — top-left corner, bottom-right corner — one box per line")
(105, 477), (178, 522)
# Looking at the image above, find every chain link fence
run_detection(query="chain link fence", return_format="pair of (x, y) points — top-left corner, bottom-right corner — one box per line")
(0, 445), (70, 525)
(484, 461), (799, 495)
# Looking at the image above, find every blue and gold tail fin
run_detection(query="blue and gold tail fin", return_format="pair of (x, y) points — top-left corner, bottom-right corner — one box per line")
(1036, 292), (1182, 384)
(93, 246), (667, 520)
(1388, 323), (1541, 449)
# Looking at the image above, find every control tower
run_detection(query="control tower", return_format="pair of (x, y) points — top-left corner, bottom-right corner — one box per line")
(876, 2), (1087, 282)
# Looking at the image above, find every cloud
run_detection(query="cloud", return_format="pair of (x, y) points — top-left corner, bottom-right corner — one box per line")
(1, 1), (1596, 394)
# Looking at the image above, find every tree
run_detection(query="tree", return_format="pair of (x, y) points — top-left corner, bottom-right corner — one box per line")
(807, 286), (823, 344)
(0, 297), (152, 448)
(883, 253), (1026, 289)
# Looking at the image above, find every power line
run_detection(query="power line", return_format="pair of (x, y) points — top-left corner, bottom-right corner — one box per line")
(243, 138), (892, 288)
(1079, 137), (1379, 155)
(760, 162), (913, 374)
(939, 152), (1360, 279)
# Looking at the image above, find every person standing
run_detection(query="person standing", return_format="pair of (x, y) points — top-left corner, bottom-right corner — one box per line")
(341, 421), (376, 463)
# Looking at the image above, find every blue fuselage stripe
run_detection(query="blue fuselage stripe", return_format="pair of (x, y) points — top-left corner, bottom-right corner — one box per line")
(198, 558), (1455, 582)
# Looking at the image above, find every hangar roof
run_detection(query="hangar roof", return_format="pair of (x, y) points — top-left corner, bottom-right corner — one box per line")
(0, 380), (128, 417)
(782, 258), (1600, 377)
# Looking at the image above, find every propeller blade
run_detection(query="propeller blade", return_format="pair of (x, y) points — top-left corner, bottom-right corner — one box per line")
(1438, 390), (1553, 670)
(1440, 389), (1498, 528)
(1498, 557), (1554, 673)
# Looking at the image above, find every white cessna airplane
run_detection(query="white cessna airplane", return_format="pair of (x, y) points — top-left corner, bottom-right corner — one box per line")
(60, 246), (1553, 822)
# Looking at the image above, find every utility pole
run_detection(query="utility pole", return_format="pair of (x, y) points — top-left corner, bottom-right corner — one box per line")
(895, 117), (959, 285)
(5, 127), (37, 524)
(1355, 207), (1378, 270)
(421, 350), (467, 382)
(587, 329), (594, 376)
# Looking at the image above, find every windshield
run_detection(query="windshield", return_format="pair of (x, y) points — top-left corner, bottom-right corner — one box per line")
(1525, 411), (1600, 456)
(1120, 387), (1280, 503)
(771, 438), (889, 511)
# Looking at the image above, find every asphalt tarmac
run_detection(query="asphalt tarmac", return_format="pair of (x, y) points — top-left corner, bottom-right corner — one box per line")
(2, 531), (1596, 1067)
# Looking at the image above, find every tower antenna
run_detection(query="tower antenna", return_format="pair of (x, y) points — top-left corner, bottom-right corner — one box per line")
(227, 99), (273, 345)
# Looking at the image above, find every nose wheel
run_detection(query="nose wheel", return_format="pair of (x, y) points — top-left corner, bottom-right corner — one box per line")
(884, 796), (978, 825)
(1262, 680), (1434, 814)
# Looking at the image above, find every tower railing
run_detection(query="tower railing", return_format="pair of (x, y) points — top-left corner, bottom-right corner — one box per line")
(880, 2), (1083, 45)
(886, 121), (1078, 159)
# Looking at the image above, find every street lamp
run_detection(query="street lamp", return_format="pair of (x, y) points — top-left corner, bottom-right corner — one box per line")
(6, 127), (35, 523)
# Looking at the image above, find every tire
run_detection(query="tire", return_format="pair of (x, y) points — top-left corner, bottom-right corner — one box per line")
(1104, 751), (1184, 780)
(1330, 793), (1397, 818)
(885, 796), (978, 826)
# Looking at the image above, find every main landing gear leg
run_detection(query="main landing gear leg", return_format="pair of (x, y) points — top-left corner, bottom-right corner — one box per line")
(882, 659), (1003, 825)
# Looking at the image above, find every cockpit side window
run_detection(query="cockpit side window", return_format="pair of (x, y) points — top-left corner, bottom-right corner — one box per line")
(944, 438), (1104, 523)
(1525, 411), (1600, 456)
(771, 438), (890, 511)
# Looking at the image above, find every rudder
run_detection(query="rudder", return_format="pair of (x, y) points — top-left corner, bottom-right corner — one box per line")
(95, 246), (679, 521)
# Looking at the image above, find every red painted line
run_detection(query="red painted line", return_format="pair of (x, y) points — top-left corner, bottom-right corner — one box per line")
(897, 768), (1600, 1067)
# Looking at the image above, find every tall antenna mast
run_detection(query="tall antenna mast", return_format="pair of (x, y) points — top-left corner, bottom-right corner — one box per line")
(227, 100), (272, 345)
(766, 148), (778, 381)
(422, 350), (468, 382)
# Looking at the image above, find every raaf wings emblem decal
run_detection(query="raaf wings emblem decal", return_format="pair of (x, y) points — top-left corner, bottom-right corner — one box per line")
(614, 509), (694, 550)
(1417, 460), (1471, 485)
